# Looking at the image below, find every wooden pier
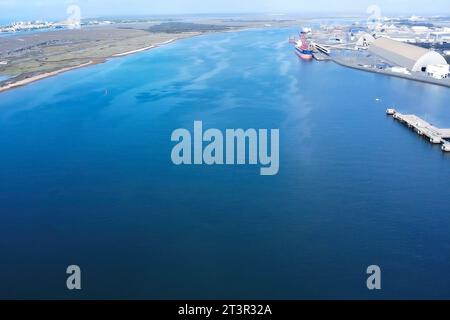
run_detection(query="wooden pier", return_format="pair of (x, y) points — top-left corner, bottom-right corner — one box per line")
(387, 109), (450, 152)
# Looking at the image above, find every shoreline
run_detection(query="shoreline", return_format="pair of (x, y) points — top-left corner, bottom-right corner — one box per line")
(0, 61), (96, 93)
(112, 45), (156, 57)
(112, 39), (177, 57)
(332, 57), (450, 88)
(0, 38), (184, 94)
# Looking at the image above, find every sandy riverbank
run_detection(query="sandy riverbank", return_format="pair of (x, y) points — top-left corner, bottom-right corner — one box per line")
(0, 61), (96, 92)
(112, 45), (156, 57)
(112, 39), (176, 57)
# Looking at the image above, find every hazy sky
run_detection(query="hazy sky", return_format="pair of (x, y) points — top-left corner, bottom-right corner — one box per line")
(0, 0), (449, 21)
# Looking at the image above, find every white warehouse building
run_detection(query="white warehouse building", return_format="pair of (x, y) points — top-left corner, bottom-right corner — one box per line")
(427, 64), (450, 79)
(369, 37), (449, 73)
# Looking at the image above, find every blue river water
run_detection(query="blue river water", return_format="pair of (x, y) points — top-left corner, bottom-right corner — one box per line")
(0, 28), (450, 299)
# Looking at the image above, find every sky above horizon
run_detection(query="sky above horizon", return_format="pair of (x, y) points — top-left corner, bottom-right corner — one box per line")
(0, 0), (449, 21)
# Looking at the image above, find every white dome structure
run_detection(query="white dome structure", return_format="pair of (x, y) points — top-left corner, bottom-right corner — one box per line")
(356, 33), (375, 47)
(369, 37), (448, 72)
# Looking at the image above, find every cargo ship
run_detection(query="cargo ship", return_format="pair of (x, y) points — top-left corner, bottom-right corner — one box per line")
(295, 33), (313, 60)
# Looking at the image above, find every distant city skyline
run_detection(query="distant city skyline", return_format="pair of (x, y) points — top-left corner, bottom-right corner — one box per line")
(0, 0), (449, 21)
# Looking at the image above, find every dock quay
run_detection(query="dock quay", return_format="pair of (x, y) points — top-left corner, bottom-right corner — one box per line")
(313, 51), (331, 61)
(387, 109), (450, 152)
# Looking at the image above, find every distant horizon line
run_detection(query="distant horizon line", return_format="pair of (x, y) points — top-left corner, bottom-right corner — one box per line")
(1, 11), (450, 23)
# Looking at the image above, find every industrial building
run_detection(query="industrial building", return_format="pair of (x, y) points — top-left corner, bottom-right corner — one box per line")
(427, 64), (450, 79)
(369, 37), (449, 74)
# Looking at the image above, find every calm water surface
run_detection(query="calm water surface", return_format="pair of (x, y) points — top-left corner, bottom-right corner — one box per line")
(0, 28), (450, 299)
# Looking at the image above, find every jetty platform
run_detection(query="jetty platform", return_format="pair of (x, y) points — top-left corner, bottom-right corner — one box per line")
(387, 109), (450, 152)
